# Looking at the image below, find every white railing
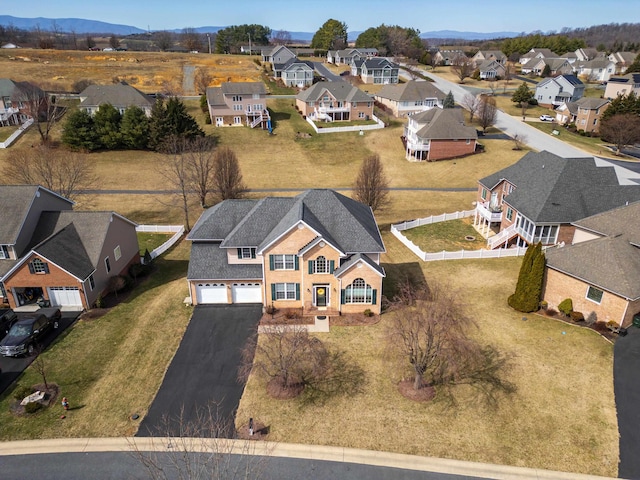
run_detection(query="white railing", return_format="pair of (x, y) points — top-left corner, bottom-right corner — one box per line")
(476, 202), (503, 223)
(392, 209), (475, 231)
(487, 223), (517, 249)
(306, 113), (385, 134)
(136, 225), (185, 262)
(0, 117), (34, 149)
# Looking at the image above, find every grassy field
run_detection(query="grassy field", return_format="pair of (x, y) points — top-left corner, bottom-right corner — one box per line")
(526, 121), (622, 158)
(402, 218), (487, 251)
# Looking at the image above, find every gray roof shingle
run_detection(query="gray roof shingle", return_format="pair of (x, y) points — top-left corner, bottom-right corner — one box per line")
(375, 80), (444, 102)
(296, 81), (372, 103)
(0, 185), (42, 245)
(411, 108), (478, 141)
(188, 242), (263, 280)
(79, 84), (154, 109)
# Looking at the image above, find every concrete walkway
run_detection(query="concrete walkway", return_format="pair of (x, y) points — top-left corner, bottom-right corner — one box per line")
(0, 437), (619, 480)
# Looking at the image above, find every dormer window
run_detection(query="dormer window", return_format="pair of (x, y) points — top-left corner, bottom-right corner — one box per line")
(237, 248), (256, 259)
(0, 245), (10, 259)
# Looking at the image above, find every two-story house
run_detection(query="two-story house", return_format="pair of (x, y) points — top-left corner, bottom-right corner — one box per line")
(403, 107), (477, 161)
(186, 189), (386, 316)
(280, 58), (315, 88)
(535, 74), (585, 108)
(555, 97), (610, 133)
(474, 151), (640, 250)
(296, 81), (374, 122)
(604, 73), (640, 99)
(576, 58), (617, 83)
(374, 80), (445, 117)
(608, 52), (638, 74)
(0, 78), (44, 126)
(521, 58), (573, 76)
(206, 82), (271, 129)
(0, 185), (139, 310)
(478, 59), (506, 80)
(262, 45), (296, 72)
(471, 50), (507, 67)
(327, 48), (378, 65)
(79, 83), (155, 117)
(359, 58), (399, 84)
(542, 201), (640, 328)
(433, 49), (466, 66)
(518, 48), (558, 66)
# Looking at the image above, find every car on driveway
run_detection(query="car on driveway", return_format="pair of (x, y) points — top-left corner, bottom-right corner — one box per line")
(540, 114), (554, 122)
(0, 310), (59, 357)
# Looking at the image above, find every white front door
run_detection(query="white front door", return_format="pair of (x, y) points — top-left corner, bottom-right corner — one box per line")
(47, 287), (82, 307)
(195, 283), (227, 304)
(232, 283), (262, 303)
(215, 117), (223, 126)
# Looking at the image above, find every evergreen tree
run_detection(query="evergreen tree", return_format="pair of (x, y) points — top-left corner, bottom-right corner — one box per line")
(148, 98), (169, 151)
(511, 82), (534, 104)
(61, 109), (98, 151)
(624, 53), (640, 73)
(443, 91), (455, 108)
(93, 103), (122, 149)
(311, 19), (348, 51)
(120, 106), (149, 150)
(541, 64), (551, 77)
(508, 242), (545, 313)
(165, 97), (204, 140)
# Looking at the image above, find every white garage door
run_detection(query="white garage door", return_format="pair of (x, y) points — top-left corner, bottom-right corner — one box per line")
(47, 286), (82, 307)
(232, 283), (262, 303)
(195, 283), (227, 304)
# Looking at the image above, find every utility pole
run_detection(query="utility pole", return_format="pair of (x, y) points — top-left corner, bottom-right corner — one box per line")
(248, 32), (251, 55)
(207, 33), (211, 54)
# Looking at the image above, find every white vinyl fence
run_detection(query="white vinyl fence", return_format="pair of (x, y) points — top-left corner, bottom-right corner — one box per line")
(136, 225), (185, 262)
(0, 118), (34, 148)
(390, 210), (529, 262)
(305, 113), (385, 134)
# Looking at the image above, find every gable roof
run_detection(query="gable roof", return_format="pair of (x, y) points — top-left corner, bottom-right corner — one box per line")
(187, 242), (263, 281)
(220, 82), (267, 96)
(296, 81), (372, 103)
(478, 59), (505, 71)
(79, 84), (154, 109)
(578, 58), (615, 69)
(362, 58), (396, 70)
(282, 58), (314, 71)
(333, 253), (385, 277)
(545, 58), (571, 71)
(479, 151), (640, 224)
(574, 97), (609, 110)
(546, 202), (640, 300)
(375, 80), (445, 102)
(191, 190), (385, 255)
(410, 108), (478, 141)
(0, 185), (73, 246)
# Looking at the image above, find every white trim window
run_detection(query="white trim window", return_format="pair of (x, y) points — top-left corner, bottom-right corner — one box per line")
(238, 248), (256, 259)
(586, 286), (604, 304)
(275, 283), (296, 300)
(272, 254), (295, 270)
(233, 116), (242, 124)
(114, 245), (122, 261)
(314, 256), (328, 273)
(89, 274), (95, 291)
(344, 278), (372, 304)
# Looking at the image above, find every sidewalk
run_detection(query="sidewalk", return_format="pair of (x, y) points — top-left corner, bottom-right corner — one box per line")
(0, 437), (620, 480)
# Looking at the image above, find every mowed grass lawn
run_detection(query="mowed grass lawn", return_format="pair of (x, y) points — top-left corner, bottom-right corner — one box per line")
(402, 217), (487, 251)
(237, 246), (618, 477)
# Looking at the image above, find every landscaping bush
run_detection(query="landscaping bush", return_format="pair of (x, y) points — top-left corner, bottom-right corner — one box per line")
(265, 305), (276, 315)
(363, 308), (374, 317)
(570, 311), (585, 322)
(558, 298), (573, 316)
(199, 94), (208, 113)
(508, 242), (545, 313)
(545, 308), (558, 316)
(129, 262), (152, 279)
(13, 385), (34, 402)
(540, 300), (548, 310)
(24, 402), (43, 414)
(284, 309), (299, 320)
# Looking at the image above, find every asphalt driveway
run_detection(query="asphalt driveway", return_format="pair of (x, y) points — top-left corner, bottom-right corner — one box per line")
(614, 326), (640, 478)
(137, 304), (262, 438)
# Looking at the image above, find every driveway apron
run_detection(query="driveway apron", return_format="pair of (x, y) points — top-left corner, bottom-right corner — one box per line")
(614, 326), (640, 478)
(137, 305), (262, 438)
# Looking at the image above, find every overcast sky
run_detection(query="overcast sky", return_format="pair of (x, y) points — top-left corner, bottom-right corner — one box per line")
(2, 0), (636, 33)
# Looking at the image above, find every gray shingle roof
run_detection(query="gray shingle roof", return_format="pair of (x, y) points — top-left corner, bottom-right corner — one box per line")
(206, 86), (225, 107)
(479, 151), (640, 224)
(282, 58), (314, 71)
(333, 253), (385, 277)
(188, 200), (258, 241)
(79, 84), (154, 109)
(574, 97), (610, 110)
(296, 81), (372, 103)
(220, 82), (266, 95)
(572, 201), (640, 246)
(375, 80), (444, 102)
(0, 185), (41, 245)
(188, 242), (263, 280)
(411, 108), (478, 141)
(32, 223), (95, 280)
(362, 58), (397, 69)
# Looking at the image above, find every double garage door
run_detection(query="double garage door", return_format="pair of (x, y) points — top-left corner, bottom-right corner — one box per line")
(195, 282), (262, 304)
(47, 286), (83, 307)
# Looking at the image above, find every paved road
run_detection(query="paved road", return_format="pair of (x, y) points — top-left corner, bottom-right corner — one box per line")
(0, 310), (82, 395)
(137, 305), (262, 438)
(614, 326), (640, 479)
(313, 61), (342, 81)
(182, 65), (195, 95)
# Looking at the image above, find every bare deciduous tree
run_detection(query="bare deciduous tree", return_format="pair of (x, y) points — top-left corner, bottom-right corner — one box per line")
(461, 93), (480, 122)
(478, 95), (498, 133)
(451, 56), (473, 83)
(184, 136), (218, 208)
(600, 113), (640, 155)
(512, 132), (527, 151)
(5, 145), (96, 200)
(272, 30), (292, 46)
(353, 153), (390, 212)
(194, 68), (212, 95)
(181, 27), (203, 52)
(154, 30), (174, 52)
(129, 403), (272, 479)
(161, 137), (193, 231)
(212, 146), (248, 201)
(13, 82), (66, 144)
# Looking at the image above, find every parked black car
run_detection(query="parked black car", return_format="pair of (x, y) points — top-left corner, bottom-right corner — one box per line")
(0, 314), (55, 357)
(0, 308), (18, 338)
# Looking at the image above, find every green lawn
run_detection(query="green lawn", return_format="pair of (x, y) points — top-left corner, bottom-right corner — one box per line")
(315, 119), (378, 128)
(0, 126), (18, 142)
(402, 218), (487, 251)
(137, 232), (173, 256)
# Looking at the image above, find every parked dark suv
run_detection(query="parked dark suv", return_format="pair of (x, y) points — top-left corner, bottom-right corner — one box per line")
(0, 308), (17, 338)
(0, 314), (54, 356)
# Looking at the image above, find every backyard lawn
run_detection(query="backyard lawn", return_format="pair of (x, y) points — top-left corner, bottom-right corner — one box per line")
(402, 217), (487, 251)
(0, 126), (18, 142)
(137, 232), (174, 256)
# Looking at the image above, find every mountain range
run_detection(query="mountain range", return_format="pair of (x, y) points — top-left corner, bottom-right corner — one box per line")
(0, 15), (521, 41)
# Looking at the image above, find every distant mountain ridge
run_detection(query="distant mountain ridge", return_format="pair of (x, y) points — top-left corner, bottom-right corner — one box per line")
(0, 15), (520, 41)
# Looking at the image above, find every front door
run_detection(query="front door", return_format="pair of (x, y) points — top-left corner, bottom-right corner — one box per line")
(314, 285), (328, 307)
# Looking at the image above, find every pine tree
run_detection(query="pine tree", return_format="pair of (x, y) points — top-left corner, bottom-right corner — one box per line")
(443, 91), (455, 108)
(511, 82), (534, 104)
(148, 98), (169, 151)
(120, 106), (149, 150)
(165, 97), (204, 140)
(61, 109), (98, 151)
(93, 103), (122, 149)
(508, 242), (546, 313)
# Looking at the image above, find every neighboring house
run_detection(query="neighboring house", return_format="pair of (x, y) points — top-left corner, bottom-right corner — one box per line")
(473, 151), (640, 249)
(576, 58), (617, 83)
(327, 48), (378, 65)
(262, 45), (296, 69)
(433, 49), (466, 66)
(78, 83), (155, 116)
(0, 185), (139, 310)
(562, 97), (609, 133)
(521, 58), (572, 76)
(206, 82), (270, 129)
(186, 189), (386, 315)
(403, 107), (477, 161)
(560, 51), (579, 64)
(280, 58), (315, 87)
(374, 80), (445, 117)
(0, 78), (43, 126)
(604, 73), (640, 99)
(535, 74), (585, 108)
(519, 48), (558, 65)
(574, 48), (602, 62)
(478, 59), (506, 80)
(471, 50), (507, 67)
(608, 51), (638, 74)
(542, 201), (640, 328)
(296, 81), (373, 122)
(359, 58), (399, 84)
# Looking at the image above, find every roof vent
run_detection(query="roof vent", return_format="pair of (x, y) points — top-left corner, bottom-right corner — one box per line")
(542, 165), (545, 168)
